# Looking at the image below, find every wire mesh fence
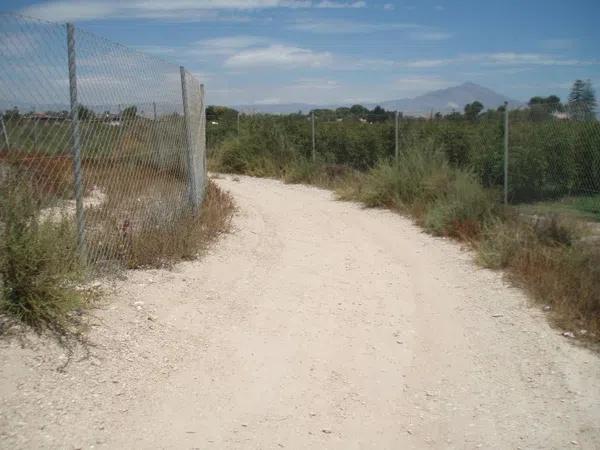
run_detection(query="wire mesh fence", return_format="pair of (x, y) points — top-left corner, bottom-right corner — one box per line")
(0, 13), (206, 273)
(507, 103), (600, 212)
(208, 104), (599, 219)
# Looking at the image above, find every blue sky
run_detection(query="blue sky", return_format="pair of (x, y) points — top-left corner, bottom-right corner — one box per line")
(4, 0), (600, 106)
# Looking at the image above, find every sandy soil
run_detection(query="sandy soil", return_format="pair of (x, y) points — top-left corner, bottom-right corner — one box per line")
(1, 174), (599, 449)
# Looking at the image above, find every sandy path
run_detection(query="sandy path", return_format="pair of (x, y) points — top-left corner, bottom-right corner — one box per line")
(1, 175), (599, 449)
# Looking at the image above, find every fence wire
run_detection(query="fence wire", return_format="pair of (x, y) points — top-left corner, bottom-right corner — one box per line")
(209, 105), (599, 218)
(507, 103), (600, 207)
(0, 13), (206, 272)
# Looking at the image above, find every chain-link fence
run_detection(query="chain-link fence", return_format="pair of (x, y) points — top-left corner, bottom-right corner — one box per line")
(506, 103), (600, 213)
(0, 13), (206, 273)
(209, 104), (599, 219)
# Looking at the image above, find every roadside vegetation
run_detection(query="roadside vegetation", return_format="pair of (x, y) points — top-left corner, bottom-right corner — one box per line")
(208, 81), (600, 340)
(0, 136), (234, 338)
(0, 172), (233, 336)
(0, 171), (91, 338)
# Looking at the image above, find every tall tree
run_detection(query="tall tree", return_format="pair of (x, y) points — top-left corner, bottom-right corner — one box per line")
(464, 101), (484, 121)
(568, 79), (596, 120)
(581, 80), (597, 113)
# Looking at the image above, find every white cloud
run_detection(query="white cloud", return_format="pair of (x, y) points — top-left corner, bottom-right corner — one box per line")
(481, 52), (592, 66)
(383, 3), (395, 10)
(254, 97), (282, 104)
(398, 52), (597, 68)
(315, 1), (366, 8)
(292, 78), (340, 89)
(289, 19), (420, 34)
(21, 1), (118, 22)
(289, 20), (452, 41)
(402, 59), (450, 68)
(20, 0), (364, 22)
(224, 44), (333, 68)
(191, 36), (270, 56)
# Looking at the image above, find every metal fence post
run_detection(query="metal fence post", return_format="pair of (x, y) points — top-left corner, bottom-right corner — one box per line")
(503, 101), (509, 205)
(152, 101), (161, 167)
(311, 111), (316, 162)
(66, 23), (86, 262)
(394, 110), (399, 162)
(199, 83), (206, 202)
(1, 115), (9, 152)
(180, 66), (200, 212)
(33, 118), (38, 152)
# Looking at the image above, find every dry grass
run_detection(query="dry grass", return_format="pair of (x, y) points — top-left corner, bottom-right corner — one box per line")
(123, 180), (235, 268)
(1, 156), (234, 337)
(478, 216), (600, 340)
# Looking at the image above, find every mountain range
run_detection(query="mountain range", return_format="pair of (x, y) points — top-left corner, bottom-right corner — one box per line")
(235, 82), (521, 115)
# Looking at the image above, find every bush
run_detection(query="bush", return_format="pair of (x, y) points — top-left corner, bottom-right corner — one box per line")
(284, 158), (321, 185)
(357, 142), (451, 210)
(0, 173), (89, 334)
(478, 217), (599, 335)
(424, 171), (498, 238)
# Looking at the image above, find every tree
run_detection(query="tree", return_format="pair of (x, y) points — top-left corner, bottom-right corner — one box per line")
(309, 108), (336, 122)
(581, 80), (597, 115)
(3, 106), (20, 121)
(528, 95), (561, 112)
(77, 105), (95, 121)
(349, 104), (369, 118)
(122, 105), (137, 120)
(464, 101), (484, 121)
(206, 105), (238, 122)
(369, 105), (388, 123)
(445, 111), (463, 121)
(527, 95), (562, 120)
(568, 79), (596, 120)
(335, 107), (350, 119)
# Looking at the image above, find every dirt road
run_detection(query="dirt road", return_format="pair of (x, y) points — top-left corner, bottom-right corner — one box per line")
(1, 175), (599, 449)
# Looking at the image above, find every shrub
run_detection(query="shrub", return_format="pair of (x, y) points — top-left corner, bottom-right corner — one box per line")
(478, 217), (599, 335)
(284, 157), (321, 185)
(424, 171), (498, 238)
(0, 173), (89, 334)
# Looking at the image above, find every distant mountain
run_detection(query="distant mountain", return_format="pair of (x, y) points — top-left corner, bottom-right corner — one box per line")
(235, 102), (320, 114)
(371, 82), (520, 114)
(234, 82), (521, 115)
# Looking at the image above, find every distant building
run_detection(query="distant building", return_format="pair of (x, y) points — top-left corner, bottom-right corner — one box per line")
(552, 111), (569, 120)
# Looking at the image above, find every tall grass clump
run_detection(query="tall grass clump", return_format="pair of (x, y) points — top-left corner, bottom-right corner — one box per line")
(424, 171), (498, 238)
(0, 171), (89, 335)
(345, 142), (498, 238)
(111, 180), (234, 269)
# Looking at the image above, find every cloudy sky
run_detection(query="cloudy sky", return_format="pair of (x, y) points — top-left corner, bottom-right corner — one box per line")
(4, 0), (600, 106)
